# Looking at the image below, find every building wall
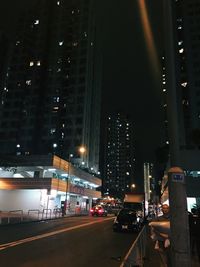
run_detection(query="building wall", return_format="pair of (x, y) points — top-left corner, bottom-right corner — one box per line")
(0, 189), (43, 211)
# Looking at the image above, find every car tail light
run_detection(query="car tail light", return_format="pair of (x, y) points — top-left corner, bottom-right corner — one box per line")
(98, 209), (103, 213)
(90, 209), (94, 212)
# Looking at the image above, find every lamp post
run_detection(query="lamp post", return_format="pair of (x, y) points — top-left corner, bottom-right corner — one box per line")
(65, 153), (73, 214)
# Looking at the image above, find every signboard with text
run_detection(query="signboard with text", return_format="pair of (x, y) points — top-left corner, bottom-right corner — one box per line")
(172, 173), (185, 183)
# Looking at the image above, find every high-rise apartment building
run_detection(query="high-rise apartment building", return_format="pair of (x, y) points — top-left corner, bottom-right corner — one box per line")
(161, 0), (200, 172)
(102, 112), (135, 199)
(173, 0), (200, 149)
(0, 0), (102, 173)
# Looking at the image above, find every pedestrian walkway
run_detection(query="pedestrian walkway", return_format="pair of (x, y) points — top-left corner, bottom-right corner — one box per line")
(143, 231), (167, 267)
(0, 209), (89, 225)
(144, 230), (200, 267)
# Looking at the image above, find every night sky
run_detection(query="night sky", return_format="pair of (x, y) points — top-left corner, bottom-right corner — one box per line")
(0, 0), (165, 164)
(99, 0), (165, 163)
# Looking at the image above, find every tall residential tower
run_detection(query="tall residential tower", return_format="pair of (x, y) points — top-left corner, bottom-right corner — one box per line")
(0, 0), (102, 173)
(102, 112), (135, 199)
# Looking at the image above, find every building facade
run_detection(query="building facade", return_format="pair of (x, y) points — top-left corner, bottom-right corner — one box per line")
(0, 155), (101, 213)
(165, 0), (200, 155)
(102, 112), (135, 199)
(0, 0), (102, 174)
(158, 0), (200, 208)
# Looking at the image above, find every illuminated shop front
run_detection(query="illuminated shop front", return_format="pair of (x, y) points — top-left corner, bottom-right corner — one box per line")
(0, 155), (101, 213)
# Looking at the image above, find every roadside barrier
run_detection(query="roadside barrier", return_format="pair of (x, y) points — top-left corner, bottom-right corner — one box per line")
(8, 210), (24, 224)
(120, 225), (147, 267)
(42, 209), (52, 219)
(28, 209), (40, 221)
(0, 208), (63, 225)
(0, 208), (89, 225)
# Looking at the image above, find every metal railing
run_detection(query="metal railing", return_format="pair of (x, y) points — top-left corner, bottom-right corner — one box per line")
(120, 225), (147, 267)
(0, 208), (63, 225)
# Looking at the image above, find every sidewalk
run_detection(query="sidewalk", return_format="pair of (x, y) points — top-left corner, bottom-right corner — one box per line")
(143, 233), (167, 267)
(144, 232), (200, 267)
(0, 209), (89, 225)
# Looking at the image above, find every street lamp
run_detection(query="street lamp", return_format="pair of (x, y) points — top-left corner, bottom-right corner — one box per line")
(65, 153), (73, 214)
(131, 184), (136, 191)
(79, 146), (86, 166)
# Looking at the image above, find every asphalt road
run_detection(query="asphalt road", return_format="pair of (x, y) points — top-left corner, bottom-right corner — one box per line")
(0, 215), (138, 267)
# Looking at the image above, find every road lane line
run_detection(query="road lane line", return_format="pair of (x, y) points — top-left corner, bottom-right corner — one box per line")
(0, 217), (113, 251)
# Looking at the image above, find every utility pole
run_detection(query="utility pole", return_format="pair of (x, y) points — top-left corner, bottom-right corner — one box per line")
(163, 1), (191, 266)
(65, 153), (73, 214)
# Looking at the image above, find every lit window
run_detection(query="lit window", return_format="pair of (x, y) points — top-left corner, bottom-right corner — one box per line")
(57, 1), (60, 5)
(181, 82), (187, 87)
(37, 61), (41, 66)
(30, 62), (34, 67)
(50, 129), (56, 134)
(59, 41), (64, 46)
(34, 20), (39, 25)
(26, 80), (31, 85)
(179, 48), (184, 54)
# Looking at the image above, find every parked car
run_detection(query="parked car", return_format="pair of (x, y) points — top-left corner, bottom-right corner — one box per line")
(113, 208), (142, 232)
(90, 205), (108, 217)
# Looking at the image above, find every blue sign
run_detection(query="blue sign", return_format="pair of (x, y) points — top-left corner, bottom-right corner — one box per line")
(172, 173), (185, 183)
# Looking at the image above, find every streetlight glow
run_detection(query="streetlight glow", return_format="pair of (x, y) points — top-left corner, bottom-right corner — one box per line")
(131, 184), (136, 189)
(79, 146), (86, 154)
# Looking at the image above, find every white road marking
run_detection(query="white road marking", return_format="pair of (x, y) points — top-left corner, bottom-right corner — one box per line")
(0, 217), (113, 251)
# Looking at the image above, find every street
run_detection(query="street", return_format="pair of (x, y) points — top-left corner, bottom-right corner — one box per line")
(0, 215), (138, 267)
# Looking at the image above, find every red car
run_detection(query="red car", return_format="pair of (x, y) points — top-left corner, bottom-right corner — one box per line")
(90, 205), (108, 216)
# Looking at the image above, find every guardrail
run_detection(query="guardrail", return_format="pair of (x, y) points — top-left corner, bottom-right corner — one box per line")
(120, 225), (147, 267)
(0, 208), (63, 225)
